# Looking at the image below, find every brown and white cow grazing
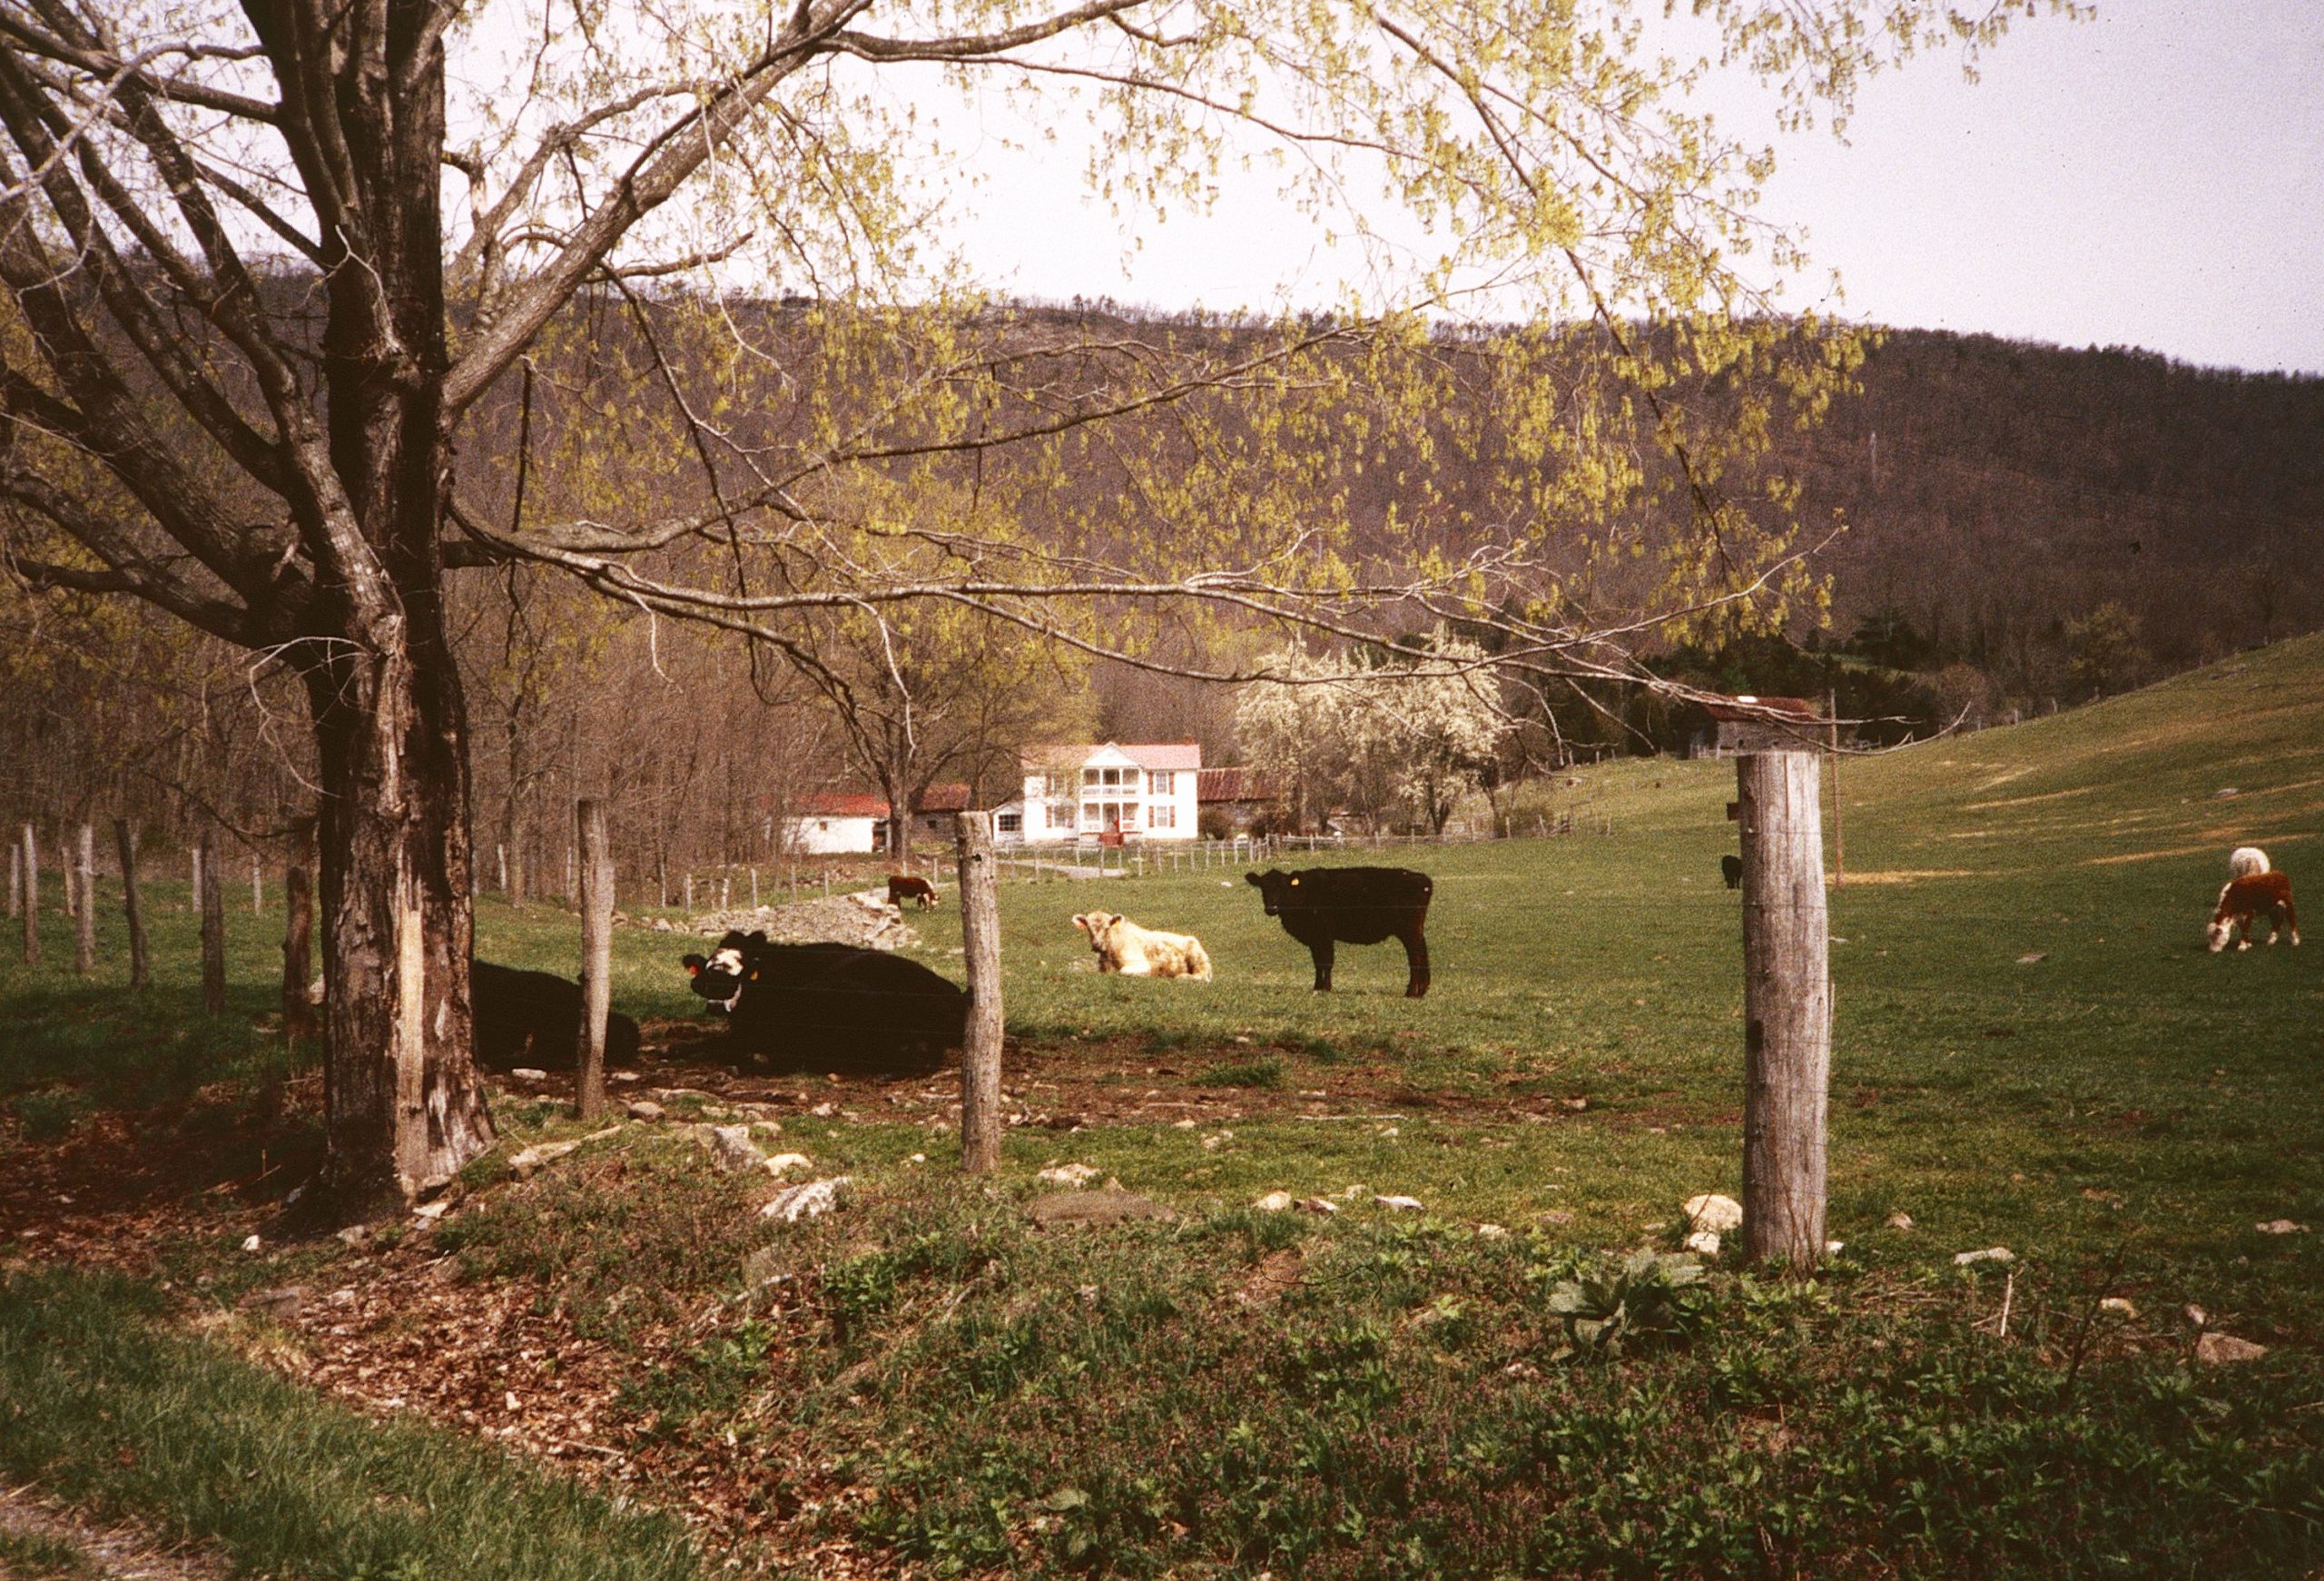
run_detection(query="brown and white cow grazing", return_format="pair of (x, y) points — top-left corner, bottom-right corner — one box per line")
(2207, 871), (2299, 953)
(1072, 911), (1214, 980)
(888, 874), (939, 909)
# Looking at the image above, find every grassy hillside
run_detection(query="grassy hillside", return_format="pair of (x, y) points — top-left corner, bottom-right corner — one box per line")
(3, 637), (2321, 1577)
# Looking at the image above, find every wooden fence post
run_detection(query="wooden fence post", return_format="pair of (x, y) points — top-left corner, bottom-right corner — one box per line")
(74, 824), (95, 975)
(19, 824), (37, 965)
(251, 855), (263, 914)
(283, 864), (319, 1042)
(114, 820), (149, 990)
(59, 831), (74, 918)
(575, 799), (613, 1121)
(198, 829), (226, 1015)
(954, 811), (1003, 1174)
(1737, 751), (1831, 1273)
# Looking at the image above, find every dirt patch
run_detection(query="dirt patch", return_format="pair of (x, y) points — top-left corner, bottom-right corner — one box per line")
(0, 1480), (232, 1580)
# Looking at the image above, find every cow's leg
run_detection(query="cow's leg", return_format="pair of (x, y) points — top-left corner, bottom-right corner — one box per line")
(1309, 937), (1334, 992)
(1400, 924), (1431, 999)
(2279, 898), (2299, 945)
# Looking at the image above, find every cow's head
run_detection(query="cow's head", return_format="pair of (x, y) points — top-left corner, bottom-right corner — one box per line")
(1071, 911), (1122, 950)
(2205, 914), (2237, 954)
(1245, 869), (1298, 916)
(683, 929), (766, 1012)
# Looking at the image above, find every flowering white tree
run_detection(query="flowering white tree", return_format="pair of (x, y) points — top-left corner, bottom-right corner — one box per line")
(1236, 638), (1509, 835)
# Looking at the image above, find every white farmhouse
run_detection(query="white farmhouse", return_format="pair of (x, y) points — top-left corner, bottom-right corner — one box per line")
(992, 743), (1201, 845)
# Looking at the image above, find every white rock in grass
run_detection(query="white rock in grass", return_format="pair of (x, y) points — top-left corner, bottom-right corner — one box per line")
(511, 1067), (548, 1083)
(762, 1176), (851, 1223)
(698, 1123), (766, 1173)
(1254, 1191), (1295, 1212)
(2015, 952), (2047, 966)
(1826, 1240), (1846, 1256)
(2183, 1303), (2210, 1328)
(240, 1234), (262, 1254)
(1683, 1229), (1721, 1258)
(1476, 1223), (1510, 1240)
(1039, 1163), (1100, 1188)
(2100, 1297), (2139, 1318)
(762, 1152), (815, 1180)
(2195, 1332), (2269, 1366)
(1953, 1246), (2013, 1266)
(2255, 1219), (2307, 1235)
(1376, 1194), (1425, 1213)
(1683, 1193), (1743, 1234)
(1296, 1196), (1339, 1215)
(1886, 1211), (1915, 1231)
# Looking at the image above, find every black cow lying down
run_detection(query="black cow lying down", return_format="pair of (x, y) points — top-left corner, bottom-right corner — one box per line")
(1246, 866), (1434, 998)
(472, 961), (643, 1071)
(682, 930), (966, 1075)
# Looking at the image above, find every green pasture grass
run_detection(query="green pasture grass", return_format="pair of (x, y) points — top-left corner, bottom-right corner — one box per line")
(4, 634), (2322, 1575)
(0, 1265), (704, 1581)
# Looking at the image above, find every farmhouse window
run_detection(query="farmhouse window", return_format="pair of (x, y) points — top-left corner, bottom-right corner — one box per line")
(998, 813), (1022, 833)
(1148, 771), (1175, 795)
(1149, 804), (1177, 830)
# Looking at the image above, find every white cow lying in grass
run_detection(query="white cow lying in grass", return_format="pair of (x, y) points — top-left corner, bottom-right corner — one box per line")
(1072, 910), (1214, 981)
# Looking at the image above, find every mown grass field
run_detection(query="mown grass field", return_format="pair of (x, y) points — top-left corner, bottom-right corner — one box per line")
(4, 634), (2321, 1577)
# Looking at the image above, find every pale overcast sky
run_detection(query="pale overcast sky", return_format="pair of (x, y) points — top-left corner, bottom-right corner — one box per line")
(935, 0), (2324, 376)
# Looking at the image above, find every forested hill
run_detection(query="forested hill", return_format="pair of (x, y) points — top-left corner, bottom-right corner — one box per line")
(1780, 330), (2323, 684)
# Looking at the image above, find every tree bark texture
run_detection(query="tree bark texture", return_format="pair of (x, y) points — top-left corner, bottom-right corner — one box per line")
(575, 798), (613, 1121)
(198, 828), (226, 1016)
(302, 638), (497, 1205)
(113, 820), (148, 990)
(954, 811), (1004, 1174)
(74, 823), (95, 975)
(19, 824), (36, 964)
(283, 865), (320, 1044)
(1737, 751), (1831, 1273)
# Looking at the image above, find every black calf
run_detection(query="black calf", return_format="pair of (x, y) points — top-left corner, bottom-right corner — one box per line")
(472, 961), (642, 1071)
(1721, 854), (1742, 890)
(1246, 866), (1434, 998)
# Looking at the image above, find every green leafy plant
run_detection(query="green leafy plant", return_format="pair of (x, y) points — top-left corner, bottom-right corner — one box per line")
(1546, 1250), (1708, 1357)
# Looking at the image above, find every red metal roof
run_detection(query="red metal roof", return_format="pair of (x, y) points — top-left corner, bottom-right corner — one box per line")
(794, 793), (890, 819)
(914, 782), (974, 813)
(1197, 766), (1280, 804)
(1021, 742), (1204, 772)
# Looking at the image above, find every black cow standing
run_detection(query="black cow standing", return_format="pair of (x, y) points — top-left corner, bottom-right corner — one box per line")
(1721, 854), (1743, 890)
(1246, 867), (1434, 998)
(682, 930), (966, 1075)
(471, 961), (643, 1071)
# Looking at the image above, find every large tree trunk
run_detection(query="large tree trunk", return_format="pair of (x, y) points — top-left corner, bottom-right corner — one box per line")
(284, 0), (493, 1211)
(305, 644), (496, 1210)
